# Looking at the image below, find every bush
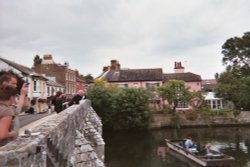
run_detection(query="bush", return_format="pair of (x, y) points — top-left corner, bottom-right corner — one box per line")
(86, 85), (116, 128)
(112, 88), (152, 130)
(87, 84), (152, 130)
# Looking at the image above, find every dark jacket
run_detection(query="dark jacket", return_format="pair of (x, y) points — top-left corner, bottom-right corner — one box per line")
(68, 94), (83, 106)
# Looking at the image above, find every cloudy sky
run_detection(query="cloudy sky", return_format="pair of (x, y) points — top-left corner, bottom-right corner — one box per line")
(1, 0), (250, 79)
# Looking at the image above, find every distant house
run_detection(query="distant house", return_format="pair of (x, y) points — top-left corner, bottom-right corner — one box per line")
(33, 54), (77, 97)
(0, 56), (48, 112)
(76, 77), (85, 93)
(98, 60), (204, 110)
(201, 79), (226, 110)
(201, 79), (217, 92)
(98, 60), (163, 88)
(162, 62), (202, 110)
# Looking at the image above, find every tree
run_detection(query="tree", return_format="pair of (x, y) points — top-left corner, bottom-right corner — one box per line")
(238, 77), (250, 110)
(84, 74), (94, 83)
(214, 71), (241, 106)
(33, 55), (42, 67)
(86, 82), (116, 128)
(157, 80), (192, 113)
(222, 32), (250, 76)
(112, 88), (152, 130)
(86, 80), (152, 130)
(215, 32), (250, 110)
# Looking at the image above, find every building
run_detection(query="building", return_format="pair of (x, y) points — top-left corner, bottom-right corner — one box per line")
(46, 77), (65, 97)
(33, 54), (77, 97)
(163, 62), (202, 92)
(76, 77), (85, 93)
(201, 79), (226, 110)
(98, 60), (163, 88)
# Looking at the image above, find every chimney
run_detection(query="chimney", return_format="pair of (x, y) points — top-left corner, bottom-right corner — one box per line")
(174, 61), (184, 73)
(110, 60), (120, 71)
(42, 54), (55, 64)
(43, 54), (52, 60)
(103, 66), (109, 72)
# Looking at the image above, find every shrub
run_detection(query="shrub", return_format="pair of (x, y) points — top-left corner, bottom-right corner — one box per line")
(87, 84), (152, 130)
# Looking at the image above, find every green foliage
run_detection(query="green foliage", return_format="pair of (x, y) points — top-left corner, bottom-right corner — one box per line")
(33, 55), (42, 67)
(86, 84), (116, 128)
(216, 32), (250, 110)
(157, 80), (192, 113)
(112, 88), (152, 130)
(199, 108), (231, 117)
(86, 82), (152, 130)
(222, 32), (250, 76)
(238, 77), (250, 110)
(83, 74), (94, 83)
(214, 71), (241, 102)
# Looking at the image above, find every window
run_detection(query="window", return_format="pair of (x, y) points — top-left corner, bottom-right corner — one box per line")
(47, 86), (50, 96)
(176, 101), (188, 108)
(33, 79), (40, 92)
(146, 83), (160, 88)
(117, 84), (128, 88)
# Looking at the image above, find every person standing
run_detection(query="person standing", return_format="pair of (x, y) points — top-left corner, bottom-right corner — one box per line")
(52, 91), (65, 113)
(0, 86), (18, 146)
(68, 90), (85, 106)
(0, 71), (28, 136)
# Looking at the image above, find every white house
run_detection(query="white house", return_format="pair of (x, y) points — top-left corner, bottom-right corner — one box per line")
(204, 92), (225, 110)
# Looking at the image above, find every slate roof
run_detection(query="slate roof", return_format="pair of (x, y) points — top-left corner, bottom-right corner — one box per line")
(0, 57), (43, 77)
(201, 79), (217, 91)
(47, 79), (65, 87)
(100, 68), (163, 82)
(163, 72), (201, 82)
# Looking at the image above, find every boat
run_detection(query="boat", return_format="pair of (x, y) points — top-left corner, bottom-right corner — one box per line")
(165, 139), (235, 167)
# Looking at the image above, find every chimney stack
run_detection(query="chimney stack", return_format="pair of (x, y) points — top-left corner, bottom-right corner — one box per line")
(42, 54), (54, 64)
(174, 61), (184, 73)
(110, 60), (120, 71)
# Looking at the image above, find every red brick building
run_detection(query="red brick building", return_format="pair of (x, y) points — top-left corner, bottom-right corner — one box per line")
(33, 54), (77, 96)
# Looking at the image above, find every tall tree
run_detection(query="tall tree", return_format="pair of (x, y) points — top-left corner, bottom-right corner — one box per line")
(33, 55), (42, 67)
(222, 32), (250, 76)
(214, 71), (241, 102)
(215, 32), (250, 110)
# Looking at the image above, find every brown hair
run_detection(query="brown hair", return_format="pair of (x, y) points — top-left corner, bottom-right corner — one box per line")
(55, 91), (63, 97)
(0, 71), (17, 85)
(0, 86), (17, 101)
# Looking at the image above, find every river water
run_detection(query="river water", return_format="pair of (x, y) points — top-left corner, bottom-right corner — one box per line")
(103, 127), (250, 167)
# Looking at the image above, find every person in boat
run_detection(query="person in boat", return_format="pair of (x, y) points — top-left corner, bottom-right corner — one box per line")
(184, 136), (194, 149)
(205, 143), (212, 155)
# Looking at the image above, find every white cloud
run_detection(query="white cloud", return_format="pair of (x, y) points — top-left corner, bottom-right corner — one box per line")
(1, 0), (250, 79)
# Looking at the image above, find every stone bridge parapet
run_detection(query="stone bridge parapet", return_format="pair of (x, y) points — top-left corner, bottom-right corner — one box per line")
(0, 100), (105, 167)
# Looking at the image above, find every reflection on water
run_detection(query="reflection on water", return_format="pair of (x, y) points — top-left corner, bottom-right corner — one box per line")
(104, 127), (250, 167)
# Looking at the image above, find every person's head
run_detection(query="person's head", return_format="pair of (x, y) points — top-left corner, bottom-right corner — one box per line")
(77, 90), (84, 96)
(0, 71), (18, 88)
(55, 91), (63, 97)
(0, 86), (17, 105)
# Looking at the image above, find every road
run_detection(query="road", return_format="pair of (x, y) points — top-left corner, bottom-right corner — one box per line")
(19, 112), (51, 127)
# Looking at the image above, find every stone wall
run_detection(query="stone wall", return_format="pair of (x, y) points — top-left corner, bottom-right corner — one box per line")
(151, 111), (250, 128)
(0, 100), (105, 167)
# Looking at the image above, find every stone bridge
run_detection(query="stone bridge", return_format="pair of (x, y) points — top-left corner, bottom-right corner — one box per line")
(0, 100), (105, 167)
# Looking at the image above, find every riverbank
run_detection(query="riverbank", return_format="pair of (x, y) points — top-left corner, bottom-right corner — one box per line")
(150, 111), (250, 128)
